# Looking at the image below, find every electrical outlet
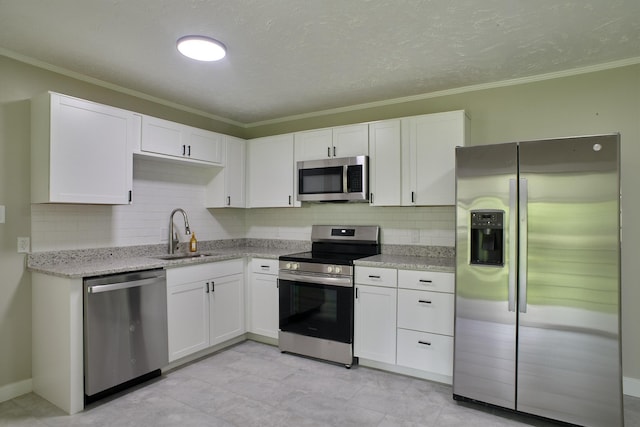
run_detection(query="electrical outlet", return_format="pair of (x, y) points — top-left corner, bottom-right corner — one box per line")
(17, 237), (30, 253)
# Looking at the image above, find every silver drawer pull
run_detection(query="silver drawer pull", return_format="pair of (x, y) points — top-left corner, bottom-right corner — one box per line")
(419, 279), (433, 284)
(260, 265), (270, 269)
(418, 341), (432, 346)
(368, 275), (381, 279)
(418, 299), (432, 304)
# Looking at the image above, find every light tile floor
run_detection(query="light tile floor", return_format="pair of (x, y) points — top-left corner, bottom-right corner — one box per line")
(2, 340), (639, 426)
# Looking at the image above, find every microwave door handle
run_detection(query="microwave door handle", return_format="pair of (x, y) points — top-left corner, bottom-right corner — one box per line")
(343, 165), (349, 192)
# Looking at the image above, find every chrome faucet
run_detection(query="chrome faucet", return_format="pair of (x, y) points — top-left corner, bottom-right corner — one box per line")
(168, 208), (191, 254)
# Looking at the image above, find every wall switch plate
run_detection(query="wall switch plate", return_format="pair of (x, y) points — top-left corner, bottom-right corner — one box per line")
(17, 237), (30, 253)
(0, 205), (5, 223)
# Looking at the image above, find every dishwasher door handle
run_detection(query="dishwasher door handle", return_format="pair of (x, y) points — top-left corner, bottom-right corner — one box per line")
(87, 277), (163, 294)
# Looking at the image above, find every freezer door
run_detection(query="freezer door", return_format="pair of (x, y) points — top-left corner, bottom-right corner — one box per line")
(517, 135), (623, 426)
(453, 143), (518, 409)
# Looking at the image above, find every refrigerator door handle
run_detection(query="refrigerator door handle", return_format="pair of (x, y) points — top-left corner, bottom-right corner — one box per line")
(508, 179), (517, 312)
(519, 178), (528, 313)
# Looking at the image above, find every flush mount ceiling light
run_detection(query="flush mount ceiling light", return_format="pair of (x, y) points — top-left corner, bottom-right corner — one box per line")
(176, 35), (226, 61)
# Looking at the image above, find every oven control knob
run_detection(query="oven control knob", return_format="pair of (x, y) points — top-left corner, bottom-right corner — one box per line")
(285, 262), (292, 269)
(293, 263), (299, 270)
(327, 266), (334, 273)
(335, 266), (342, 274)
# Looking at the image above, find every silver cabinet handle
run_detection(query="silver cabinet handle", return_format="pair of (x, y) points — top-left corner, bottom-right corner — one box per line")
(418, 279), (432, 284)
(227, 196), (231, 206)
(327, 147), (331, 157)
(333, 146), (336, 157)
(519, 178), (528, 313)
(508, 179), (517, 312)
(368, 275), (381, 279)
(182, 144), (186, 156)
(411, 191), (415, 203)
(205, 282), (210, 293)
(288, 195), (292, 205)
(418, 341), (431, 346)
(188, 145), (191, 156)
(418, 299), (432, 304)
(211, 281), (215, 292)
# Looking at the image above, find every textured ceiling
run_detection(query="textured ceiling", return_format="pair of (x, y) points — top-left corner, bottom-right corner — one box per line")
(1, 0), (639, 125)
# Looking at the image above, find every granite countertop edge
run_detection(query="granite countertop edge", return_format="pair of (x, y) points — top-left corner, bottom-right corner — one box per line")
(27, 240), (456, 278)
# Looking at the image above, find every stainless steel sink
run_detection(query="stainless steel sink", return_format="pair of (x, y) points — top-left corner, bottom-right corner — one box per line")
(153, 253), (216, 261)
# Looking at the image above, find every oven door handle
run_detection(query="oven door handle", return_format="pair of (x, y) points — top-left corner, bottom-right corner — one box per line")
(278, 271), (353, 288)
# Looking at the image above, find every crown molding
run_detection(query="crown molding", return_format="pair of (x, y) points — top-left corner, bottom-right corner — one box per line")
(3, 47), (638, 130)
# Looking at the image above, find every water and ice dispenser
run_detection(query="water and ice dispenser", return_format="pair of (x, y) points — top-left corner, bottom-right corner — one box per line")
(470, 210), (504, 266)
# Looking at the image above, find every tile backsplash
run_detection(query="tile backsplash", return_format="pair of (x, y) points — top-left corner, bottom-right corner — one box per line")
(31, 157), (454, 252)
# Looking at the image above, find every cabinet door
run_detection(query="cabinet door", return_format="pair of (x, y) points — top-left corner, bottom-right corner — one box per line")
(402, 111), (468, 206)
(249, 273), (279, 339)
(332, 124), (368, 158)
(354, 284), (397, 364)
(369, 120), (401, 206)
(294, 128), (333, 161)
(32, 92), (135, 204)
(141, 115), (185, 158)
(247, 134), (299, 207)
(187, 127), (224, 164)
(209, 273), (245, 345)
(224, 136), (246, 207)
(167, 280), (209, 362)
(141, 115), (224, 164)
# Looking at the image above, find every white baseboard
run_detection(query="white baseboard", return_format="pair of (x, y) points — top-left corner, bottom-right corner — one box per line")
(0, 378), (33, 403)
(624, 376), (640, 398)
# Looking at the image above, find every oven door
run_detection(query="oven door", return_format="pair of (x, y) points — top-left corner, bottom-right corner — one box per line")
(278, 272), (354, 344)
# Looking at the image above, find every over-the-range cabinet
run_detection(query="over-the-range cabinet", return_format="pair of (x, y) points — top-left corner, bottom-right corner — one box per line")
(453, 135), (623, 427)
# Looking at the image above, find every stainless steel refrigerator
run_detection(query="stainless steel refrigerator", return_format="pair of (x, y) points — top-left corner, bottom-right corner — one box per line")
(453, 134), (623, 426)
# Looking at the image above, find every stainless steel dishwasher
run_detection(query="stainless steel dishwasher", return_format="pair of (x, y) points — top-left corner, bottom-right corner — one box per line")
(84, 268), (168, 400)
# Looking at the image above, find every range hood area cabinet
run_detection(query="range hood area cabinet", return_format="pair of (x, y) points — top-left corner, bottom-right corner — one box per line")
(205, 136), (246, 208)
(294, 123), (369, 161)
(138, 114), (225, 165)
(247, 134), (301, 208)
(368, 110), (469, 207)
(31, 92), (137, 204)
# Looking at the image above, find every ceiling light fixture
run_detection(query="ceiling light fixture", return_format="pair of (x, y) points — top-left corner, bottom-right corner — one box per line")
(177, 35), (226, 61)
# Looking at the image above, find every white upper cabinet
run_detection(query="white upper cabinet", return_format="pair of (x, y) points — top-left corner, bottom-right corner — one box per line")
(295, 124), (368, 161)
(206, 136), (246, 208)
(31, 92), (137, 204)
(368, 119), (401, 206)
(247, 134), (300, 208)
(401, 110), (469, 206)
(139, 115), (224, 165)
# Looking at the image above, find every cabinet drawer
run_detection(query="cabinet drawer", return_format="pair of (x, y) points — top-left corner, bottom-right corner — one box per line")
(397, 289), (454, 335)
(355, 267), (397, 287)
(251, 258), (279, 275)
(167, 258), (243, 285)
(398, 270), (454, 293)
(396, 329), (453, 376)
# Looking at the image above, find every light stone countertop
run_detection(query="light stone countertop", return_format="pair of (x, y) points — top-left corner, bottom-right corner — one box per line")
(27, 239), (309, 279)
(27, 239), (456, 278)
(354, 254), (455, 273)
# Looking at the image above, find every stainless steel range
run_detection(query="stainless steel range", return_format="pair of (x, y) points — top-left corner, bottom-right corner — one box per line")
(278, 225), (380, 367)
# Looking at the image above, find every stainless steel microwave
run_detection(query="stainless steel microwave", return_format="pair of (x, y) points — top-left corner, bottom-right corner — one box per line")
(297, 155), (368, 202)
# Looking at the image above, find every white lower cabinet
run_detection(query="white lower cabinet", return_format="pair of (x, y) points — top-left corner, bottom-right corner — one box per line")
(354, 267), (398, 364)
(354, 266), (455, 383)
(166, 259), (245, 362)
(248, 258), (279, 339)
(396, 269), (455, 381)
(396, 329), (454, 376)
(354, 284), (397, 364)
